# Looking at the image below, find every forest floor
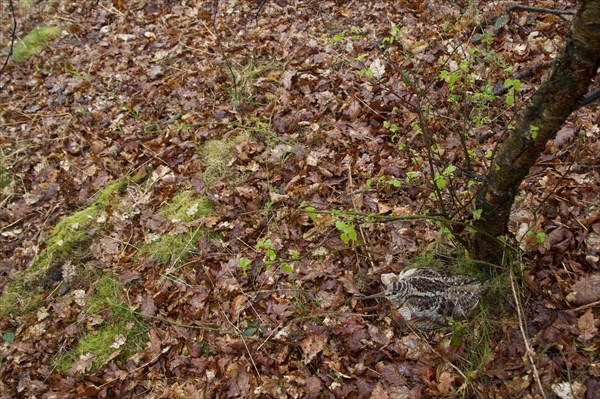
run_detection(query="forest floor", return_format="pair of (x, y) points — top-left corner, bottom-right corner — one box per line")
(0, 0), (598, 398)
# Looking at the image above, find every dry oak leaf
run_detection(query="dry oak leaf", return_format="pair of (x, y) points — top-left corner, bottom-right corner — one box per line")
(578, 309), (598, 342)
(70, 352), (97, 375)
(369, 382), (390, 399)
(140, 293), (157, 317)
(566, 275), (600, 306)
(437, 371), (455, 396)
(300, 332), (326, 364)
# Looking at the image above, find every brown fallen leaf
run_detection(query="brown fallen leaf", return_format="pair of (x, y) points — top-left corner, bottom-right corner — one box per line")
(577, 309), (598, 342)
(140, 293), (157, 317)
(149, 328), (162, 356)
(70, 353), (97, 375)
(300, 332), (326, 364)
(437, 371), (455, 396)
(566, 275), (600, 306)
(369, 382), (390, 399)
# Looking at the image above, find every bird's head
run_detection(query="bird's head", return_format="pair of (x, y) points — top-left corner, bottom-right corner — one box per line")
(355, 273), (409, 307)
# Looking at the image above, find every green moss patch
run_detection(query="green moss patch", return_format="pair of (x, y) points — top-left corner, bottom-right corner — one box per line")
(0, 165), (10, 189)
(31, 181), (124, 269)
(201, 131), (251, 186)
(138, 190), (213, 268)
(0, 181), (126, 319)
(408, 241), (489, 281)
(12, 26), (61, 63)
(158, 190), (213, 223)
(54, 274), (148, 375)
(228, 60), (280, 106)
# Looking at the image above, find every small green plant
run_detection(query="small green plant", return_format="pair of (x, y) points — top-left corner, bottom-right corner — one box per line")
(304, 205), (318, 223)
(329, 26), (363, 44)
(256, 238), (277, 268)
(3, 331), (15, 345)
(335, 220), (357, 244)
(388, 178), (402, 188)
(529, 124), (539, 140)
(359, 68), (374, 79)
(239, 257), (252, 276)
(330, 29), (348, 44)
(380, 25), (401, 49)
(503, 78), (521, 106)
(526, 230), (546, 244)
(257, 239), (295, 273)
(448, 319), (466, 347)
(383, 120), (402, 146)
(241, 320), (267, 337)
(239, 239), (297, 276)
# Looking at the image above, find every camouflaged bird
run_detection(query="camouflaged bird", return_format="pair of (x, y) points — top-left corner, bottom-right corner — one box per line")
(359, 268), (485, 331)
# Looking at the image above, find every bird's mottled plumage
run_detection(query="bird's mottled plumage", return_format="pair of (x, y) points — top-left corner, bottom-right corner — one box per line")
(360, 268), (485, 331)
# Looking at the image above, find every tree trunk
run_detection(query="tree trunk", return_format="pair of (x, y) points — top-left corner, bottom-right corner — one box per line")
(469, 0), (600, 267)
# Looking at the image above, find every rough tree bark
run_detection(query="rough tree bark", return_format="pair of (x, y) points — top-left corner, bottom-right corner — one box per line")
(469, 0), (600, 266)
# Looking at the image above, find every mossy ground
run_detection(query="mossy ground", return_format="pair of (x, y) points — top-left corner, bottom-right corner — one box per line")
(12, 26), (61, 63)
(53, 274), (148, 375)
(137, 190), (214, 269)
(0, 180), (125, 318)
(227, 60), (280, 107)
(135, 131), (253, 270)
(200, 131), (252, 186)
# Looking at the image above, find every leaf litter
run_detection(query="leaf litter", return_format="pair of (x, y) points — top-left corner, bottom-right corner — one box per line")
(0, 0), (598, 398)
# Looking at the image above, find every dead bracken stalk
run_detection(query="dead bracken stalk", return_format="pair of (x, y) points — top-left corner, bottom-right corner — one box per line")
(510, 271), (547, 399)
(221, 307), (262, 380)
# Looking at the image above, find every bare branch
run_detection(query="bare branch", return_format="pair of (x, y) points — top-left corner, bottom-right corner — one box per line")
(507, 4), (576, 17)
(0, 0), (17, 80)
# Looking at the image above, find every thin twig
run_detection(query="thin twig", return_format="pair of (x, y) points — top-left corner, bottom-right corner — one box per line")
(572, 300), (600, 312)
(579, 87), (600, 108)
(510, 271), (547, 399)
(210, 0), (239, 101)
(221, 307), (262, 380)
(0, 0), (17, 80)
(507, 4), (576, 17)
